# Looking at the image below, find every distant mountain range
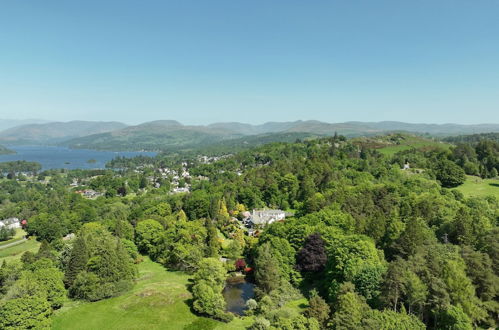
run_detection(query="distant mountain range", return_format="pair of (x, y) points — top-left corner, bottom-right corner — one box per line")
(206, 120), (499, 137)
(1, 119), (499, 152)
(346, 121), (499, 136)
(0, 121), (127, 145)
(62, 120), (242, 151)
(0, 119), (50, 131)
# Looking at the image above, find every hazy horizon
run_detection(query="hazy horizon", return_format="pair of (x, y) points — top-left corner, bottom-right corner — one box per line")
(2, 117), (499, 127)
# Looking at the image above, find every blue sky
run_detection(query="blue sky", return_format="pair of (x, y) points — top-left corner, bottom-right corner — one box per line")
(0, 0), (498, 125)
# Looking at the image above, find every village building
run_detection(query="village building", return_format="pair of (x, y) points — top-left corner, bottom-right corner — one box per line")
(0, 217), (21, 229)
(63, 233), (76, 241)
(172, 187), (190, 194)
(248, 209), (286, 227)
(75, 189), (103, 199)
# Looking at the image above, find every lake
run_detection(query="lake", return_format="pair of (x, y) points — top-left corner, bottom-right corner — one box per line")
(0, 146), (156, 171)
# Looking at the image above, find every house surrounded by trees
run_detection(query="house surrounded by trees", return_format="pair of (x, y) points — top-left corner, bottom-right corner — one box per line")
(0, 217), (20, 229)
(249, 209), (287, 227)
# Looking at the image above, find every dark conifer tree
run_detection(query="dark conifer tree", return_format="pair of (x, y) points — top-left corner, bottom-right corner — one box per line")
(205, 220), (220, 258)
(255, 243), (281, 293)
(64, 237), (89, 287)
(36, 241), (56, 261)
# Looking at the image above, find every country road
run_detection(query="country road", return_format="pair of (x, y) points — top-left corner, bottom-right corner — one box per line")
(0, 238), (27, 250)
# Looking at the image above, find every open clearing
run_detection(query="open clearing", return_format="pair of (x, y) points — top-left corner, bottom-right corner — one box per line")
(0, 237), (40, 262)
(377, 137), (450, 156)
(0, 228), (26, 247)
(353, 134), (451, 156)
(455, 175), (499, 199)
(52, 257), (253, 330)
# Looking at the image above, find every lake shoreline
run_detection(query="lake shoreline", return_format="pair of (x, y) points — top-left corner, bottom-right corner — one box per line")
(0, 145), (156, 171)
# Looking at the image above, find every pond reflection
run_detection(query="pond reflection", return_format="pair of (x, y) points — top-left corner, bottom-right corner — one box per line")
(223, 277), (255, 315)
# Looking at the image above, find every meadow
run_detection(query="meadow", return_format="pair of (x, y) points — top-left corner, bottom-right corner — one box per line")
(377, 136), (450, 156)
(52, 257), (254, 330)
(455, 175), (499, 199)
(352, 134), (451, 156)
(0, 228), (26, 247)
(0, 237), (40, 263)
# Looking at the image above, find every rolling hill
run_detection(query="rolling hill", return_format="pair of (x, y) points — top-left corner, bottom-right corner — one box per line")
(63, 120), (244, 151)
(61, 120), (378, 152)
(348, 121), (499, 136)
(0, 145), (15, 155)
(2, 119), (499, 152)
(443, 132), (499, 144)
(201, 120), (499, 139)
(0, 118), (50, 131)
(63, 121), (329, 152)
(177, 131), (322, 155)
(0, 121), (127, 145)
(62, 120), (499, 152)
(352, 133), (451, 156)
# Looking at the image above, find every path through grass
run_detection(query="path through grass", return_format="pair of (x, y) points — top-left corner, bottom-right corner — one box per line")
(0, 228), (27, 247)
(0, 238), (40, 262)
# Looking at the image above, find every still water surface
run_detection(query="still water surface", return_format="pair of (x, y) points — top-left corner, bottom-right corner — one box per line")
(223, 278), (255, 316)
(0, 145), (156, 170)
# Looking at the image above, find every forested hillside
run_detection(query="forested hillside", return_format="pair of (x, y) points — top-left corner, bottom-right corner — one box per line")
(444, 132), (499, 144)
(62, 120), (499, 152)
(0, 145), (15, 155)
(0, 135), (497, 329)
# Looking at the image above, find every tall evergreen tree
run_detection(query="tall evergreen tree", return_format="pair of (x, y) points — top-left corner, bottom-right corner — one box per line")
(64, 236), (89, 287)
(205, 220), (220, 258)
(332, 282), (367, 330)
(255, 243), (281, 293)
(305, 289), (331, 328)
(36, 241), (56, 261)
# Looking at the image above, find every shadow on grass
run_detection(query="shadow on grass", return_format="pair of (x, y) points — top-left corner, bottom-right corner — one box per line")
(489, 183), (499, 188)
(183, 317), (219, 330)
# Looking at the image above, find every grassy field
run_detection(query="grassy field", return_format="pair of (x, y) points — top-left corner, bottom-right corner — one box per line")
(377, 136), (450, 156)
(52, 257), (253, 330)
(0, 237), (40, 262)
(455, 175), (499, 199)
(352, 133), (450, 157)
(0, 228), (26, 247)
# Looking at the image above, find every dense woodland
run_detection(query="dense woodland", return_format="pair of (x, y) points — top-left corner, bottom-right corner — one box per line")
(0, 134), (498, 329)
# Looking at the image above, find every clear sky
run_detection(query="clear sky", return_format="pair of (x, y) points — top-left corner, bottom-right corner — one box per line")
(1, 0), (498, 125)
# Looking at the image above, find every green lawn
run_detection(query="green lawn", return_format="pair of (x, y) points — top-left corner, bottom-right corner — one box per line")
(455, 175), (499, 199)
(284, 298), (308, 311)
(0, 228), (27, 247)
(357, 134), (452, 157)
(378, 138), (450, 156)
(52, 257), (253, 330)
(0, 237), (40, 262)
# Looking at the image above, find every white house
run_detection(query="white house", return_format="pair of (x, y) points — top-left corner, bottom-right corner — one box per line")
(0, 217), (21, 229)
(249, 209), (286, 226)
